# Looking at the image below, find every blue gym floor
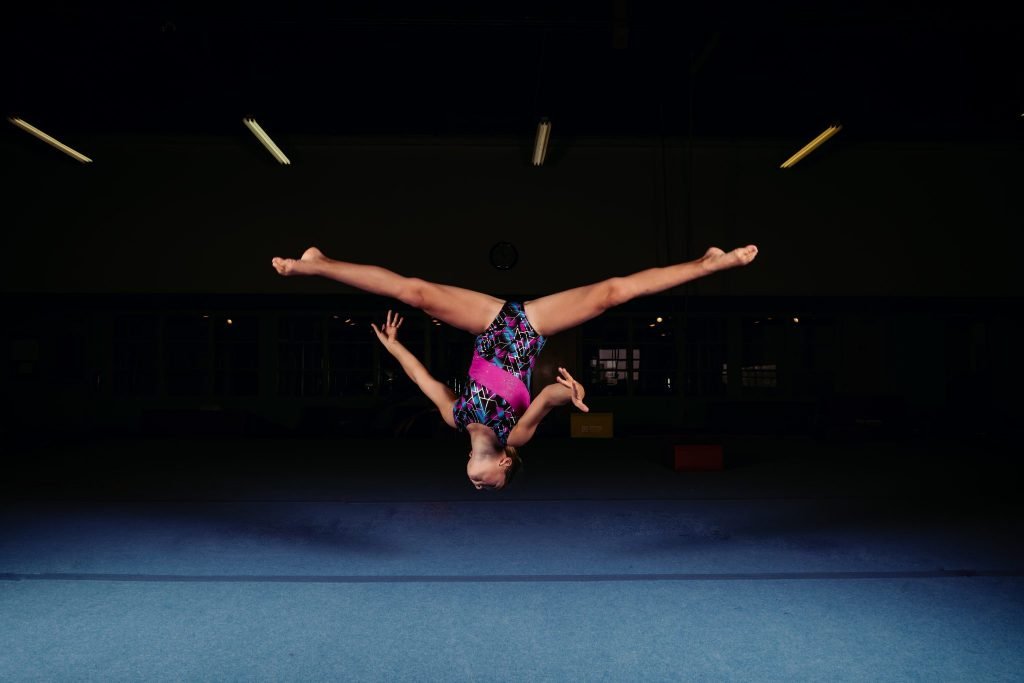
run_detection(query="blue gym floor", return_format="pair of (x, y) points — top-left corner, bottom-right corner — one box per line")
(2, 435), (1022, 681)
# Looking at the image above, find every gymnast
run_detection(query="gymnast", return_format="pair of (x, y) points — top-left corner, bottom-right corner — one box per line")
(272, 245), (758, 490)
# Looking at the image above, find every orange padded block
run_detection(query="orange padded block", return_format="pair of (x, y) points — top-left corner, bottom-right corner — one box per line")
(673, 444), (723, 471)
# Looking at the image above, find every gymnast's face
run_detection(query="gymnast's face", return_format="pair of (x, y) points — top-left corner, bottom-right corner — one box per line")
(466, 449), (509, 490)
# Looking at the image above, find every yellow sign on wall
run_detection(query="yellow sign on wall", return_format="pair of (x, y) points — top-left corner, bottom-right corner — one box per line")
(571, 412), (614, 438)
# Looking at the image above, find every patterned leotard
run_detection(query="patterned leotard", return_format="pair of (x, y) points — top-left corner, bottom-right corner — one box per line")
(452, 301), (547, 446)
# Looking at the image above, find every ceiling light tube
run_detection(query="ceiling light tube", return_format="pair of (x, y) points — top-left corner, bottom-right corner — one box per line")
(532, 118), (551, 166)
(243, 117), (291, 165)
(8, 117), (93, 163)
(780, 124), (841, 169)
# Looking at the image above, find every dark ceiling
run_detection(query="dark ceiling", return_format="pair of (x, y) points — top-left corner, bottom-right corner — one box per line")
(3, 2), (1023, 143)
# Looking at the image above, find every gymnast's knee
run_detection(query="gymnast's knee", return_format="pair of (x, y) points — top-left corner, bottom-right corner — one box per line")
(605, 277), (633, 308)
(398, 277), (427, 308)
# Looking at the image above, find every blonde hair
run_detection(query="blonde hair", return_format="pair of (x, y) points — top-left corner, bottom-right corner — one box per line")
(502, 446), (523, 488)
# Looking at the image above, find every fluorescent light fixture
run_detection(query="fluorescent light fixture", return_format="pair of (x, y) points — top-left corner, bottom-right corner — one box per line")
(780, 124), (842, 169)
(532, 118), (551, 166)
(8, 117), (93, 163)
(243, 117), (291, 165)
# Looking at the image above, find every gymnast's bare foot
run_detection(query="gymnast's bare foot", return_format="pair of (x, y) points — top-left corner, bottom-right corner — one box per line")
(700, 245), (759, 273)
(272, 247), (326, 276)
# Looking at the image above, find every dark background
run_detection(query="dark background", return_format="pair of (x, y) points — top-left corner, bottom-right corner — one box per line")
(1, 1), (1022, 494)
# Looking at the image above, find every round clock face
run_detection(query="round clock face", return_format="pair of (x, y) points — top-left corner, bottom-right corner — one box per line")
(489, 241), (519, 270)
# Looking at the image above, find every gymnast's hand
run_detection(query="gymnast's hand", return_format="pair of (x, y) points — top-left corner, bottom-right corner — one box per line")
(556, 367), (589, 413)
(370, 310), (404, 349)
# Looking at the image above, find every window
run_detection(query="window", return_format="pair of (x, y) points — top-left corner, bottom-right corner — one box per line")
(741, 317), (781, 390)
(594, 347), (633, 386)
(741, 363), (778, 388)
(583, 316), (630, 395)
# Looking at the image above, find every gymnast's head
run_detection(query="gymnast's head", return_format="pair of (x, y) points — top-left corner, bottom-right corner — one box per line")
(466, 430), (522, 491)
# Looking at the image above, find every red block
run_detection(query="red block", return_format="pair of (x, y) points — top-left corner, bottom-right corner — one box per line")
(673, 444), (723, 471)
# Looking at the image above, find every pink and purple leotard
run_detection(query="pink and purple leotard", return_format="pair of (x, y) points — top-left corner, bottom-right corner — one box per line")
(452, 301), (546, 446)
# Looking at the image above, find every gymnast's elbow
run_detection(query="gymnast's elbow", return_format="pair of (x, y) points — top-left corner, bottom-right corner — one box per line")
(505, 425), (535, 448)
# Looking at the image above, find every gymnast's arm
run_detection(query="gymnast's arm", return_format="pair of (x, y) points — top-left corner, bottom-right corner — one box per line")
(371, 312), (457, 428)
(387, 342), (457, 428)
(505, 383), (575, 448)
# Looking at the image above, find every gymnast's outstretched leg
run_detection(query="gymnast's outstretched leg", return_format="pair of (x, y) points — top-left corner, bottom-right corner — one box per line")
(271, 247), (503, 335)
(523, 245), (758, 337)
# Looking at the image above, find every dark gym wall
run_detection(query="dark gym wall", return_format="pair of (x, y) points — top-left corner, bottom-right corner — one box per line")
(1, 134), (1019, 297)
